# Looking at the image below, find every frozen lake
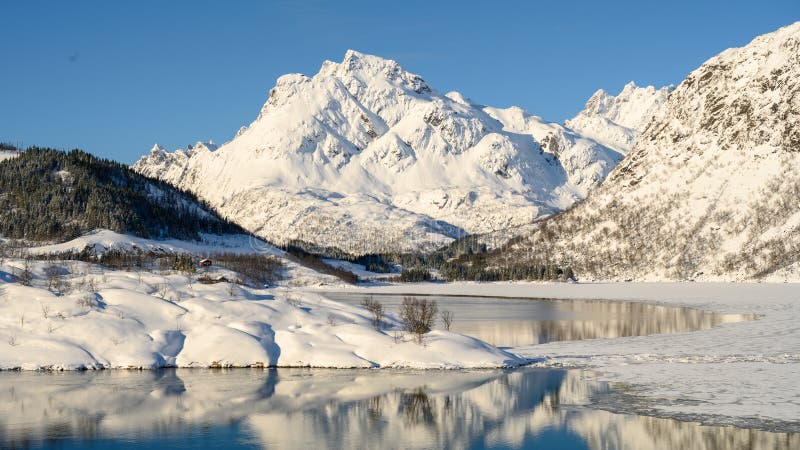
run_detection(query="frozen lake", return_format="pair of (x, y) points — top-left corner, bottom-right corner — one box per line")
(0, 293), (788, 449)
(322, 292), (755, 347)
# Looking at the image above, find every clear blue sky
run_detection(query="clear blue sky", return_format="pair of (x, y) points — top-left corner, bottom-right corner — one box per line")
(1, 0), (797, 164)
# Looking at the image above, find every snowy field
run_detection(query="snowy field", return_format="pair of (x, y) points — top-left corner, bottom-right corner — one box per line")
(324, 282), (800, 430)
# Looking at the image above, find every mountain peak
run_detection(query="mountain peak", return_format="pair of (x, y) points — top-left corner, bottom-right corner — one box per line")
(318, 49), (398, 76)
(621, 81), (639, 92)
(343, 48), (367, 61)
(583, 89), (612, 115)
(317, 50), (432, 96)
(188, 141), (218, 153)
(134, 48), (625, 252)
(445, 91), (474, 106)
(566, 82), (673, 153)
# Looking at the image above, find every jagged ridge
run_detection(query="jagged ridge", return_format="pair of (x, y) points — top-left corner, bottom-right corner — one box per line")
(134, 51), (668, 254)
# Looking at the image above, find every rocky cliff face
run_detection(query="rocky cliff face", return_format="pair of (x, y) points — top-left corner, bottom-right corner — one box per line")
(134, 51), (630, 253)
(500, 22), (800, 281)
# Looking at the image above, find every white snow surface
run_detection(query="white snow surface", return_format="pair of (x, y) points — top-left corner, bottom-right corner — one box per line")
(337, 282), (800, 426)
(133, 50), (631, 253)
(0, 259), (522, 371)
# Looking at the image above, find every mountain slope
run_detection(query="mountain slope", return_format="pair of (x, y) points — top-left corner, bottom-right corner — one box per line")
(497, 21), (800, 281)
(135, 51), (635, 254)
(0, 148), (242, 242)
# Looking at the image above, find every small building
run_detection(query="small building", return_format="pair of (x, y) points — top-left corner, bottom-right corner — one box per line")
(198, 259), (213, 268)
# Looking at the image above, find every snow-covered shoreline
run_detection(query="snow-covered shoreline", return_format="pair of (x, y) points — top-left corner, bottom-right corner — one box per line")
(0, 259), (523, 371)
(324, 282), (800, 429)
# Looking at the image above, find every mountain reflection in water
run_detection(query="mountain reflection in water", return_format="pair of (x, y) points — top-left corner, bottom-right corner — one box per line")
(0, 368), (794, 449)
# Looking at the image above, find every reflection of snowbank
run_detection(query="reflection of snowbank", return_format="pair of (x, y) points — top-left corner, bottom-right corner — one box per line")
(339, 282), (800, 429)
(1, 369), (795, 449)
(0, 259), (520, 370)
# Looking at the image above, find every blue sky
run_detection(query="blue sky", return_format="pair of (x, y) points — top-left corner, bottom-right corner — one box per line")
(1, 0), (797, 164)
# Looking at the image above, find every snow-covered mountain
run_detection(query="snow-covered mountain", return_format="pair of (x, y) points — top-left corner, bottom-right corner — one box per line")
(565, 82), (673, 153)
(135, 51), (644, 254)
(501, 21), (800, 281)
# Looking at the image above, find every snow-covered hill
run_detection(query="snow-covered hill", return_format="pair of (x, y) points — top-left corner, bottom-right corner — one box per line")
(134, 51), (652, 254)
(22, 229), (343, 286)
(501, 21), (800, 281)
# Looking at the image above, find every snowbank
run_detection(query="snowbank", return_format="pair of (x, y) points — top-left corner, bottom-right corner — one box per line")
(335, 282), (800, 427)
(0, 260), (522, 370)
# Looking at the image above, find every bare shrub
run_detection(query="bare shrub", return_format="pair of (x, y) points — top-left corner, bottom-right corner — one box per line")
(440, 310), (454, 331)
(153, 283), (168, 298)
(399, 297), (438, 344)
(327, 314), (338, 327)
(41, 303), (50, 319)
(44, 264), (72, 295)
(286, 295), (302, 307)
(76, 293), (98, 308)
(361, 296), (384, 331)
